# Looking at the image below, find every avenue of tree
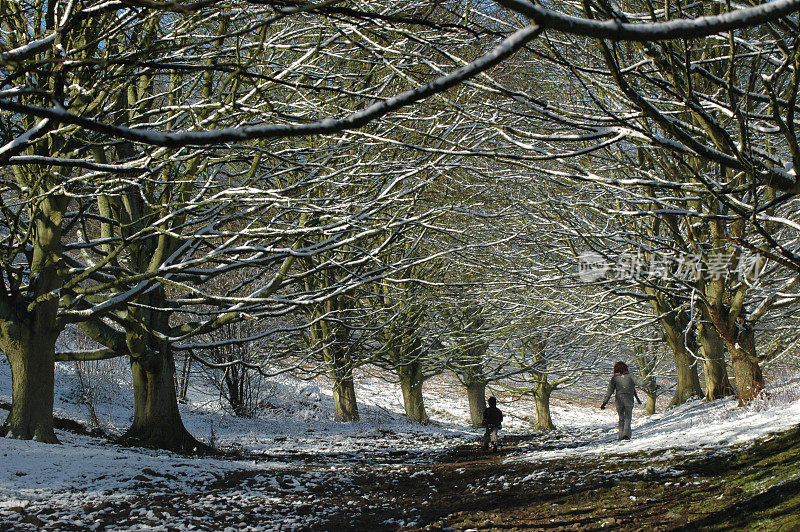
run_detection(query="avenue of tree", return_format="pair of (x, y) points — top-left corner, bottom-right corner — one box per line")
(0, 0), (799, 449)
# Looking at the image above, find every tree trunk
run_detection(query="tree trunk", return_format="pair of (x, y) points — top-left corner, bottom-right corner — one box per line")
(224, 363), (250, 417)
(658, 314), (702, 407)
(121, 296), (202, 453)
(668, 344), (703, 407)
(398, 362), (429, 424)
(1, 329), (59, 443)
(459, 307), (488, 429)
(1, 196), (65, 443)
(729, 324), (764, 404)
(648, 292), (702, 407)
(122, 349), (201, 452)
(697, 314), (734, 400)
(178, 354), (191, 403)
(708, 304), (765, 404)
(466, 380), (486, 428)
(333, 377), (359, 422)
(645, 391), (656, 415)
(633, 346), (658, 415)
(533, 379), (555, 431)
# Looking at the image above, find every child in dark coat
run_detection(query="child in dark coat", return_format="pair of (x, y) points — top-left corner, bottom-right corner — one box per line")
(482, 396), (503, 452)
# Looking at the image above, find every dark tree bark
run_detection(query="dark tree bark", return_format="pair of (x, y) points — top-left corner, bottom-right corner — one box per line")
(667, 339), (703, 408)
(532, 376), (555, 431)
(398, 361), (429, 424)
(122, 351), (201, 452)
(466, 379), (487, 428)
(2, 324), (59, 443)
(1, 197), (66, 443)
(120, 293), (204, 453)
(333, 376), (359, 422)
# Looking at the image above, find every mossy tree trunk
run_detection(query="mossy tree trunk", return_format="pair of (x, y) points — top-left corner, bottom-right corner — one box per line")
(2, 324), (59, 443)
(74, 299), (202, 453)
(378, 278), (430, 425)
(112, 230), (200, 450)
(532, 373), (555, 431)
(697, 305), (734, 400)
(332, 375), (359, 422)
(703, 258), (764, 405)
(125, 348), (198, 451)
(728, 323), (764, 403)
(1, 196), (67, 443)
(524, 335), (555, 430)
(700, 206), (765, 404)
(633, 345), (659, 415)
(644, 390), (656, 415)
(647, 291), (702, 407)
(668, 340), (703, 407)
(299, 237), (365, 423)
(454, 305), (490, 428)
(0, 7), (79, 443)
(305, 295), (360, 422)
(121, 291), (201, 452)
(709, 303), (764, 404)
(398, 361), (429, 424)
(466, 379), (487, 428)
(326, 342), (360, 422)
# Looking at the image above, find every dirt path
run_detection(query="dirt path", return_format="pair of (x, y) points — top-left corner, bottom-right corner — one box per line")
(5, 428), (800, 531)
(309, 428), (800, 531)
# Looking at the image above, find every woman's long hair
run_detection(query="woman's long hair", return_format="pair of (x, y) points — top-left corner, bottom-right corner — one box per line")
(613, 361), (629, 375)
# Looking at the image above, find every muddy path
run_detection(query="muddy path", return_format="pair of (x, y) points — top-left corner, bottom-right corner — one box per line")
(5, 428), (800, 531)
(161, 427), (800, 531)
(309, 428), (800, 531)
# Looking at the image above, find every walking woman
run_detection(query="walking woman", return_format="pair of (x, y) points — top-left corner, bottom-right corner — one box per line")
(600, 361), (642, 440)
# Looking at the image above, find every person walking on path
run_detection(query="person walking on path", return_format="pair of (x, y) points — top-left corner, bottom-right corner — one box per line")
(482, 396), (503, 452)
(600, 361), (642, 440)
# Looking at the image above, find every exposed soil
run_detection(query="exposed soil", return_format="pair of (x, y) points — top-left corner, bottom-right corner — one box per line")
(198, 426), (800, 531)
(4, 427), (800, 531)
(313, 428), (800, 531)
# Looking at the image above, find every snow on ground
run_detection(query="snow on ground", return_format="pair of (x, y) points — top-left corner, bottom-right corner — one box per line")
(512, 373), (800, 463)
(0, 357), (480, 455)
(0, 357), (495, 529)
(0, 431), (276, 530)
(2, 355), (800, 529)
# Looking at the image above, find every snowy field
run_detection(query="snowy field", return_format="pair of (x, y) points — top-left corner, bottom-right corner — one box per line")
(1, 357), (800, 530)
